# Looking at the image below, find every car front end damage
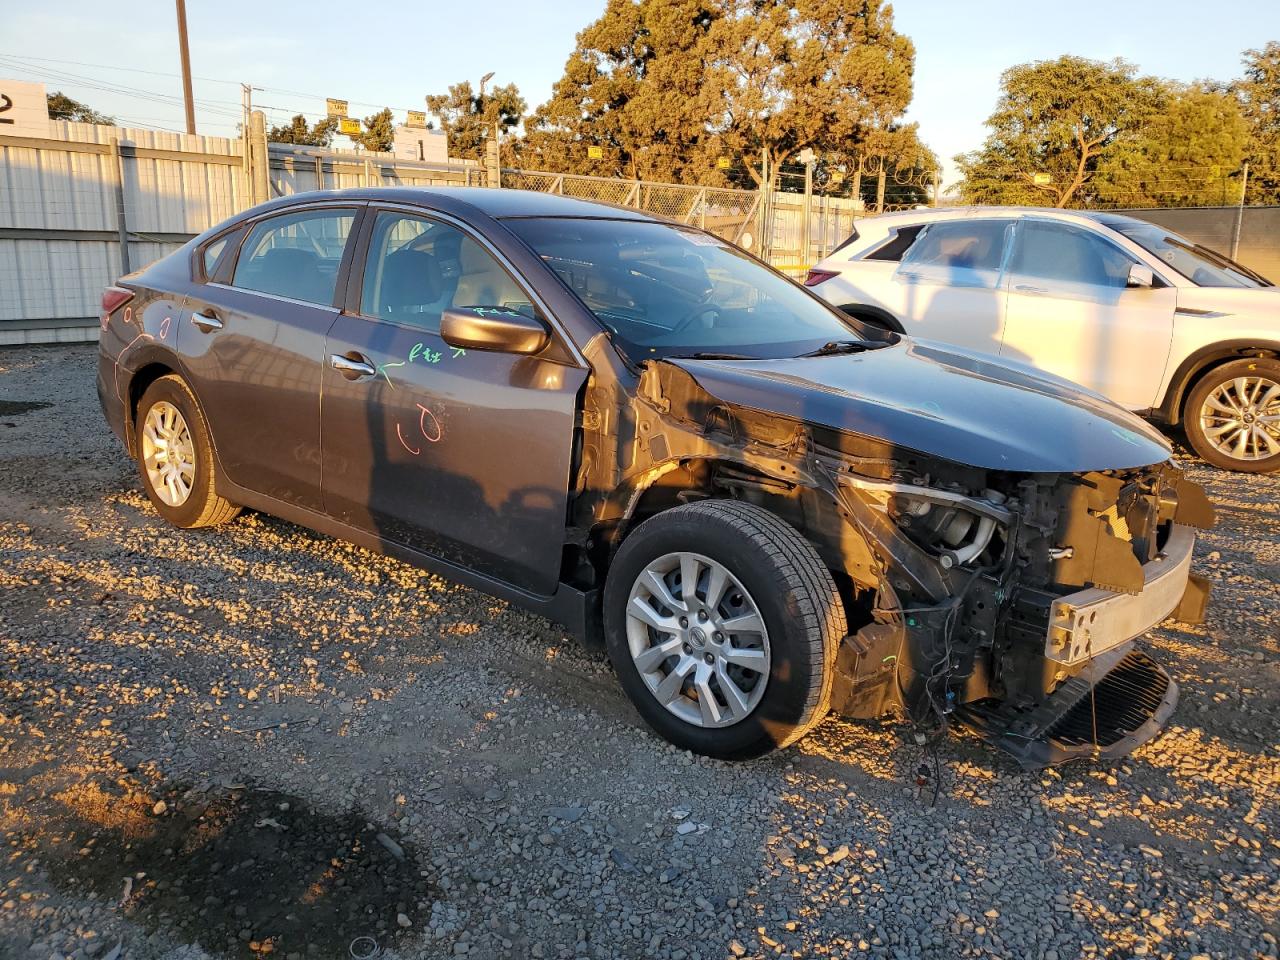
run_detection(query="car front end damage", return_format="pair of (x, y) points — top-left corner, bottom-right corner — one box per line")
(575, 353), (1216, 767)
(827, 459), (1213, 767)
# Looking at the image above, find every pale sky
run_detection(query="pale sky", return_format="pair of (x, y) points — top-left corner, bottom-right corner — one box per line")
(3, 0), (1278, 192)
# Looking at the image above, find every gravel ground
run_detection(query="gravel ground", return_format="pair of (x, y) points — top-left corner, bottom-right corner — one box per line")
(0, 343), (1277, 960)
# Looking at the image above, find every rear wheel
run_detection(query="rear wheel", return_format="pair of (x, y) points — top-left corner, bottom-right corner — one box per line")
(135, 375), (241, 527)
(604, 500), (845, 759)
(1183, 358), (1280, 472)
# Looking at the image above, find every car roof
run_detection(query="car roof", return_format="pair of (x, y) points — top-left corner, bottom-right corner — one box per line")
(249, 186), (659, 222)
(854, 205), (1130, 229)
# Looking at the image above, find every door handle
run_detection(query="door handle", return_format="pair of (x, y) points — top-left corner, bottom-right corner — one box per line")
(191, 309), (224, 332)
(330, 352), (377, 380)
(1013, 284), (1048, 295)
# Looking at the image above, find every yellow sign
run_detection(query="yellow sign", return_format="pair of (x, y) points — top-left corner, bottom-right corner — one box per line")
(406, 110), (427, 129)
(338, 117), (361, 137)
(716, 157), (732, 170)
(326, 98), (349, 119)
(830, 170), (845, 184)
(1032, 172), (1053, 186)
(587, 145), (604, 159)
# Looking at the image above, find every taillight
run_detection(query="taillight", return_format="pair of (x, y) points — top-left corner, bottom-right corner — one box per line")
(100, 286), (134, 328)
(803, 269), (838, 287)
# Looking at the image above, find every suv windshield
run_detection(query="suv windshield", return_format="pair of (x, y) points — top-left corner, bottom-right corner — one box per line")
(504, 217), (869, 361)
(1098, 217), (1270, 288)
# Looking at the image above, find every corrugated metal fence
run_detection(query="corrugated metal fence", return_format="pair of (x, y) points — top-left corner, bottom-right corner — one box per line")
(3, 122), (1279, 344)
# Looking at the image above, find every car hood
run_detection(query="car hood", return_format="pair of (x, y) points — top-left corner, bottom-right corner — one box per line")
(666, 338), (1172, 473)
(1176, 284), (1280, 317)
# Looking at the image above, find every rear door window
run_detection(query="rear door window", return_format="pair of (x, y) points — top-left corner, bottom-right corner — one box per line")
(898, 220), (1011, 288)
(231, 208), (357, 306)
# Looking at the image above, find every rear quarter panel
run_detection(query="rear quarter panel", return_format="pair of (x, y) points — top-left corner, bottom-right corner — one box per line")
(97, 284), (189, 452)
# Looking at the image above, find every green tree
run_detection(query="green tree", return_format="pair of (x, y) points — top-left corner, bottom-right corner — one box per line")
(710, 0), (916, 189)
(426, 81), (525, 163)
(522, 0), (723, 182)
(955, 56), (1160, 207)
(1232, 41), (1280, 203)
(357, 108), (395, 152)
(522, 0), (922, 189)
(267, 113), (338, 147)
(1093, 86), (1248, 207)
(46, 91), (114, 124)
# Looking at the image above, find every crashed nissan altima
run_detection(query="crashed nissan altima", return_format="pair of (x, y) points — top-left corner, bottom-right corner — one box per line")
(97, 188), (1214, 764)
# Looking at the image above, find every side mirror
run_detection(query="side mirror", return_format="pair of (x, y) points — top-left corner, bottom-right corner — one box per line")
(439, 307), (550, 355)
(1127, 264), (1155, 289)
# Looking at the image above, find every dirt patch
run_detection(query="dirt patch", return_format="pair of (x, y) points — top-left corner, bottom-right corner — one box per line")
(37, 783), (432, 958)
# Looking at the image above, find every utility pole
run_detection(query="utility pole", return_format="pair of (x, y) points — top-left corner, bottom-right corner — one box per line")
(799, 148), (816, 269)
(175, 0), (196, 135)
(479, 71), (499, 188)
(1231, 161), (1250, 261)
(240, 83), (252, 176)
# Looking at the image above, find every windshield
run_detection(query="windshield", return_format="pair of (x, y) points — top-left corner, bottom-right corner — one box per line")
(1100, 218), (1270, 288)
(503, 217), (868, 361)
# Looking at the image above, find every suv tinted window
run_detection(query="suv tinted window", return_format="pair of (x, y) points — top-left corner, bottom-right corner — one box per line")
(896, 220), (1011, 291)
(1010, 220), (1134, 289)
(865, 224), (924, 262)
(232, 209), (356, 305)
(360, 211), (533, 331)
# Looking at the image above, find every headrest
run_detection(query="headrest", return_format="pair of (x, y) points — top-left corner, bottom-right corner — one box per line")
(381, 249), (442, 311)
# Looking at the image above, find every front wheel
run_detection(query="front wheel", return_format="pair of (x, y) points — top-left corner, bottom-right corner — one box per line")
(1183, 358), (1280, 472)
(603, 500), (845, 759)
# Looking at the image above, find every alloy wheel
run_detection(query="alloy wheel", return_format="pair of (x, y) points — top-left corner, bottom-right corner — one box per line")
(624, 551), (771, 728)
(1198, 375), (1280, 462)
(141, 400), (196, 506)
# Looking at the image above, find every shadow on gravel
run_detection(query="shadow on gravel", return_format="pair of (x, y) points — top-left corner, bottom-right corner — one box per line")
(0, 400), (52, 418)
(39, 783), (432, 959)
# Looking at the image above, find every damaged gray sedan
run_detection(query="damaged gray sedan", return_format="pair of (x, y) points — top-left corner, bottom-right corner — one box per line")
(97, 189), (1215, 765)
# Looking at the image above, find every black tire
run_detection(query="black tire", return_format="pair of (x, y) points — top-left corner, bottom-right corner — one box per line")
(134, 374), (241, 528)
(603, 500), (845, 759)
(1183, 357), (1280, 473)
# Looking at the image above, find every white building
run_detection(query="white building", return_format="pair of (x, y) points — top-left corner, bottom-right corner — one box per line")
(393, 126), (449, 164)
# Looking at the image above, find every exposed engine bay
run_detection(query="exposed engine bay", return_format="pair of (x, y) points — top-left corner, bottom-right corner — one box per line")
(567, 356), (1216, 766)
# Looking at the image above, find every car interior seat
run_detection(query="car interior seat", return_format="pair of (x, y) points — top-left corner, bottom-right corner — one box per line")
(251, 247), (329, 303)
(378, 250), (444, 323)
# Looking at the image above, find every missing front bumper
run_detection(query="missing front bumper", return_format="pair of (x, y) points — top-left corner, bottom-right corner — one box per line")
(1046, 523), (1203, 666)
(956, 646), (1178, 768)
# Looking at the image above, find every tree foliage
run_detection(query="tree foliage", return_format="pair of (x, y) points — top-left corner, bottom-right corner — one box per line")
(521, 0), (922, 191)
(712, 0), (915, 188)
(1232, 42), (1280, 203)
(267, 113), (338, 147)
(46, 91), (114, 125)
(357, 107), (395, 152)
(1092, 86), (1248, 207)
(426, 81), (526, 163)
(954, 57), (1160, 208)
(521, 0), (723, 182)
(956, 53), (1267, 209)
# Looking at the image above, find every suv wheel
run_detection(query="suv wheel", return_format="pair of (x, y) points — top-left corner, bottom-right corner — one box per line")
(604, 500), (845, 759)
(135, 374), (241, 527)
(1184, 358), (1280, 472)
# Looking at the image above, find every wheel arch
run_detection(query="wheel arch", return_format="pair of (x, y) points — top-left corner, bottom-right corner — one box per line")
(594, 455), (879, 614)
(1158, 339), (1280, 425)
(125, 359), (181, 451)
